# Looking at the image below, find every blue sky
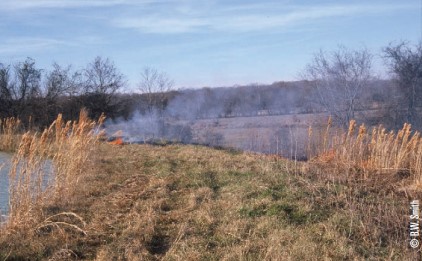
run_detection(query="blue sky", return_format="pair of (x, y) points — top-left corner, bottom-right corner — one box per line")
(0, 0), (420, 90)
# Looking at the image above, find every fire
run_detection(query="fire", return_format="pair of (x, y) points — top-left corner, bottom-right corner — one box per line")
(109, 137), (124, 145)
(108, 130), (125, 145)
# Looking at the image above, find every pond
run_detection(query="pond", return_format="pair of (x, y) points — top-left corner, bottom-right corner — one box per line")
(0, 152), (12, 217)
(0, 152), (54, 219)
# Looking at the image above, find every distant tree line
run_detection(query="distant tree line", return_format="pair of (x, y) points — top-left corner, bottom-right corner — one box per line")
(303, 42), (422, 129)
(0, 41), (421, 130)
(0, 56), (127, 127)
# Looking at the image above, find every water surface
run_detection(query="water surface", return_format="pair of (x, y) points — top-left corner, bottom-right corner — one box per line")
(0, 153), (53, 217)
(0, 152), (12, 215)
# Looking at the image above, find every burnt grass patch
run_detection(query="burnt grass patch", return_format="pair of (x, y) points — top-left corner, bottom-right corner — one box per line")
(146, 232), (171, 255)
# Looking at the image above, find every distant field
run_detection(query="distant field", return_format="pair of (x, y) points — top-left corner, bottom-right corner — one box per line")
(190, 112), (326, 156)
(187, 109), (387, 157)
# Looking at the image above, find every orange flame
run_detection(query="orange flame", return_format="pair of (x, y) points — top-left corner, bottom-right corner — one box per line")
(108, 130), (125, 145)
(109, 137), (124, 145)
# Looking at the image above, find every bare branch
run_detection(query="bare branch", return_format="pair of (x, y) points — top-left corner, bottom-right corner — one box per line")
(303, 46), (373, 126)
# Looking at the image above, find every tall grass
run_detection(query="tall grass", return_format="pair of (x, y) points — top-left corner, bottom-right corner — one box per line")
(0, 114), (416, 259)
(1, 109), (105, 232)
(302, 119), (420, 258)
(308, 117), (422, 185)
(0, 117), (22, 152)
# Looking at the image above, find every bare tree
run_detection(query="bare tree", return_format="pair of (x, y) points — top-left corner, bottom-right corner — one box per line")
(42, 63), (85, 122)
(138, 67), (174, 114)
(0, 63), (13, 117)
(383, 41), (422, 126)
(45, 63), (83, 99)
(84, 56), (126, 118)
(12, 57), (42, 118)
(0, 63), (12, 98)
(85, 56), (125, 95)
(304, 46), (373, 126)
(13, 58), (42, 101)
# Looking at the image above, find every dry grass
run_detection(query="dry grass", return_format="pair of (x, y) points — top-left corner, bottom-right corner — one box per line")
(0, 117), (22, 152)
(0, 115), (420, 260)
(0, 141), (416, 260)
(308, 118), (422, 186)
(0, 110), (105, 258)
(303, 118), (422, 260)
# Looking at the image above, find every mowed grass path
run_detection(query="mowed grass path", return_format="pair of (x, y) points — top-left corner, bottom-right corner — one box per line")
(2, 143), (416, 260)
(83, 144), (337, 260)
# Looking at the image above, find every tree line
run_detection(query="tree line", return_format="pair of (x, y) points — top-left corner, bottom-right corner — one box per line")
(0, 40), (421, 130)
(304, 41), (422, 128)
(0, 56), (126, 127)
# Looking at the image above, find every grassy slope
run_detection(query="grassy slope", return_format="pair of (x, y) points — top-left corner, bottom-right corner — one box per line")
(1, 143), (418, 260)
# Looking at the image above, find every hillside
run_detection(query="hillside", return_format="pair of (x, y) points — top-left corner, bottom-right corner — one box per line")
(1, 142), (417, 260)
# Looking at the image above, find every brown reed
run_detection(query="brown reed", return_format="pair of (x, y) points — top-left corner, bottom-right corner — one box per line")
(1, 109), (105, 232)
(310, 120), (422, 185)
(0, 117), (22, 152)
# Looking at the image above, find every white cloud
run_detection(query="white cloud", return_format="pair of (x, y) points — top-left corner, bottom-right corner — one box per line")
(0, 35), (112, 55)
(0, 37), (73, 54)
(0, 1), (112, 10)
(0, 0), (159, 10)
(114, 17), (207, 34)
(111, 3), (417, 34)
